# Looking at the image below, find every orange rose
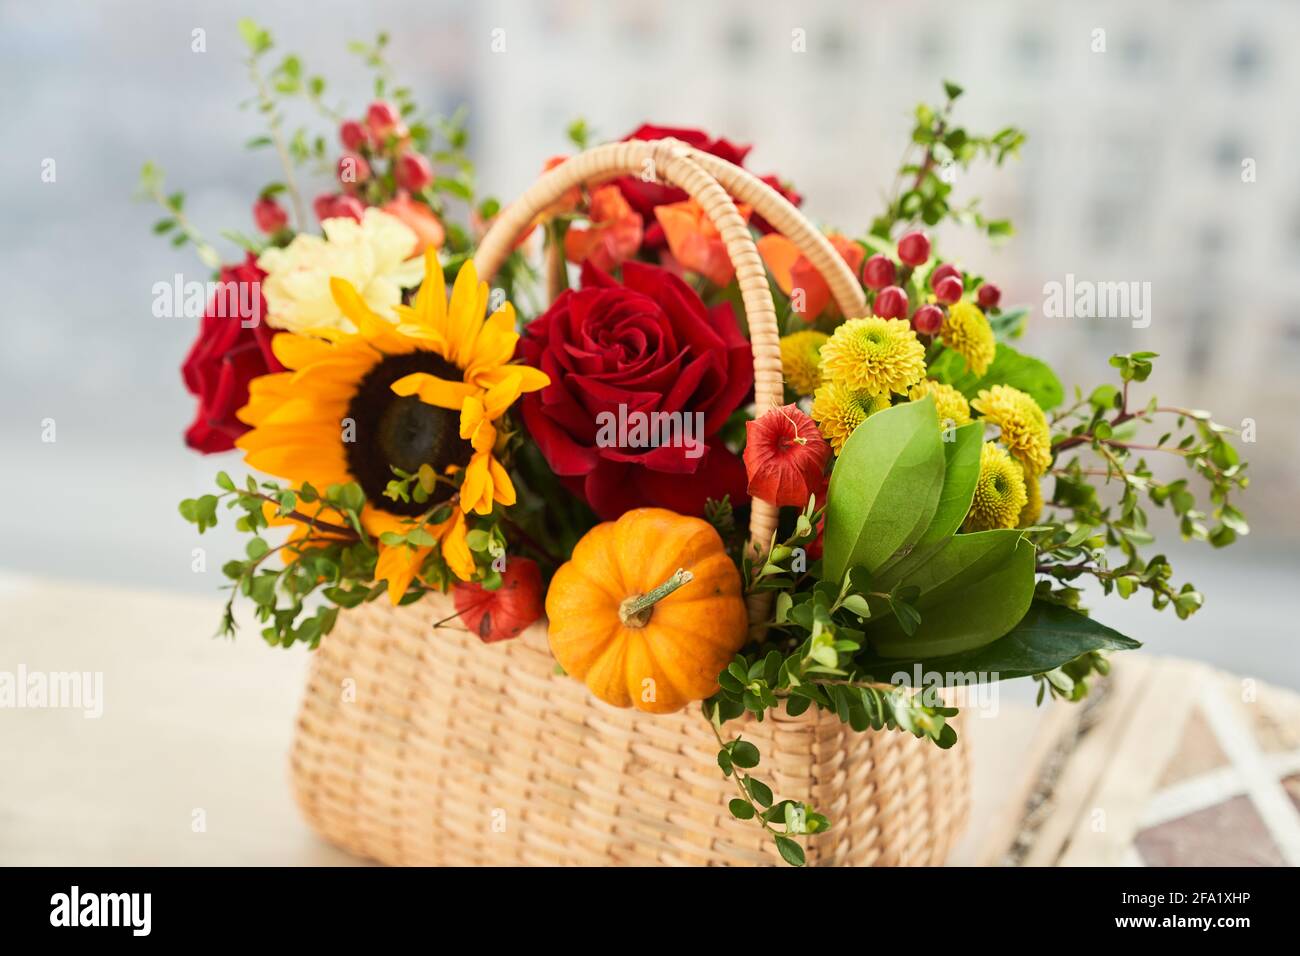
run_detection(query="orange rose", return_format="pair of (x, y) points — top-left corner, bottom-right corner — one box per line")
(654, 198), (752, 287)
(381, 193), (445, 255)
(563, 185), (643, 272)
(757, 233), (864, 322)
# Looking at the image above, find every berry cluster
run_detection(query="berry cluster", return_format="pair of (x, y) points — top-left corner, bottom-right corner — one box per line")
(859, 229), (1001, 336)
(252, 100), (436, 232)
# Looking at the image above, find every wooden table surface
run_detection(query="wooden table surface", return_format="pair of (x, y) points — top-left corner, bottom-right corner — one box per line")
(3, 573), (1291, 866)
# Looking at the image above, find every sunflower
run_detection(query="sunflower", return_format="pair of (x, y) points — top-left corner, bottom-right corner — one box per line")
(819, 316), (926, 396)
(971, 384), (1052, 476)
(236, 251), (548, 602)
(810, 380), (891, 454)
(779, 329), (829, 395)
(941, 301), (996, 377)
(908, 379), (971, 427)
(964, 442), (1028, 532)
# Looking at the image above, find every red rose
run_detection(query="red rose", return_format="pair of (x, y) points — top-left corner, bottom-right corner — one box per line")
(180, 254), (282, 453)
(615, 124), (800, 246)
(518, 260), (753, 519)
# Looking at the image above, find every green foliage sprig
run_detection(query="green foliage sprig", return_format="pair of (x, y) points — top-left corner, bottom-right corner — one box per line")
(179, 471), (515, 646)
(872, 80), (1025, 241)
(1033, 351), (1248, 619)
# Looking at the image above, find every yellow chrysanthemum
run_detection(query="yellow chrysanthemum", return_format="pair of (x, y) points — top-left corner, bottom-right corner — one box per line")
(970, 384), (1052, 476)
(964, 442), (1028, 532)
(908, 379), (971, 427)
(780, 330), (829, 395)
(941, 301), (996, 377)
(810, 380), (891, 454)
(236, 251), (549, 602)
(1019, 472), (1044, 528)
(818, 316), (926, 396)
(257, 208), (425, 333)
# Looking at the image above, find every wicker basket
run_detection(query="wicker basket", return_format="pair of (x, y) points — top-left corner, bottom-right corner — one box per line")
(288, 139), (971, 866)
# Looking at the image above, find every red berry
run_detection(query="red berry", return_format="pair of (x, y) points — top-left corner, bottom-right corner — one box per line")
(873, 285), (909, 319)
(897, 230), (931, 266)
(339, 119), (367, 152)
(366, 101), (406, 142)
(861, 254), (896, 291)
(313, 193), (364, 223)
(930, 262), (962, 289)
(395, 151), (434, 192)
(366, 101), (400, 136)
(252, 196), (287, 233)
(336, 153), (371, 189)
(934, 275), (964, 304)
(912, 304), (944, 335)
(330, 195), (365, 222)
(977, 283), (1002, 310)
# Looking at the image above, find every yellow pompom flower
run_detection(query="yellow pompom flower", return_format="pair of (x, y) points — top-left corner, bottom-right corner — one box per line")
(1019, 472), (1044, 528)
(964, 442), (1028, 532)
(941, 301), (996, 377)
(779, 330), (829, 395)
(971, 384), (1052, 476)
(908, 379), (971, 427)
(818, 316), (926, 396)
(810, 380), (891, 454)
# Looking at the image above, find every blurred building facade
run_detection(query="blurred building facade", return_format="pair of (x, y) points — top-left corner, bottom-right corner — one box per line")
(472, 0), (1300, 533)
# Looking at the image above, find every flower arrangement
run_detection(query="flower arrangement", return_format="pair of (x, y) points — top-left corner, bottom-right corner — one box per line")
(152, 25), (1249, 866)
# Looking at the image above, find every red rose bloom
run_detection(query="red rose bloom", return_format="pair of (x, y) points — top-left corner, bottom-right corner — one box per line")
(180, 254), (282, 453)
(616, 124), (800, 246)
(518, 260), (753, 519)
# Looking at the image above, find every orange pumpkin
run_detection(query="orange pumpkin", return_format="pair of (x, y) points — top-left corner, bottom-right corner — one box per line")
(546, 508), (748, 714)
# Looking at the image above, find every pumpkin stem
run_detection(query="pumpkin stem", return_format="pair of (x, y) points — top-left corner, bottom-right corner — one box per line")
(618, 568), (694, 628)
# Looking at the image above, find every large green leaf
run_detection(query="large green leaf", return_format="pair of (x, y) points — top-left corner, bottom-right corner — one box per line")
(930, 343), (1064, 410)
(874, 421), (981, 583)
(859, 602), (1141, 684)
(867, 532), (1037, 657)
(823, 398), (945, 584)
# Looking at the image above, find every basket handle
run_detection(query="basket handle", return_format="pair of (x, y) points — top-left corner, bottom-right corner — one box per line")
(473, 139), (856, 635)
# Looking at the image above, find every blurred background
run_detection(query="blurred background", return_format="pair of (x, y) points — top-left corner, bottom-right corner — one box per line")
(1, 0), (1296, 686)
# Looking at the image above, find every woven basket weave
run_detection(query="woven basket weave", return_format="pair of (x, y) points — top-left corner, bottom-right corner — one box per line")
(288, 140), (971, 866)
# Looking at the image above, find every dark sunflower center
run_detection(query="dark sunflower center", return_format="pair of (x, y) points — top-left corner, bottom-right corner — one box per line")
(345, 352), (471, 516)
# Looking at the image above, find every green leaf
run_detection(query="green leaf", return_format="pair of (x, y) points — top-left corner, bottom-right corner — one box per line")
(744, 776), (773, 808)
(406, 528), (437, 547)
(930, 343), (1064, 410)
(868, 532), (1037, 658)
(876, 421), (981, 581)
(864, 601), (1141, 683)
(729, 799), (755, 820)
(731, 740), (760, 769)
(775, 836), (806, 867)
(824, 398), (946, 584)
(236, 18), (272, 55)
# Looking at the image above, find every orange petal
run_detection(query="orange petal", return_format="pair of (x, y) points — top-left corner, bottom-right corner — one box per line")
(757, 234), (799, 296)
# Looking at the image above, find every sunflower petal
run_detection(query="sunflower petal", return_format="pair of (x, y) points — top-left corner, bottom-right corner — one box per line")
(437, 511), (475, 581)
(488, 455), (516, 506)
(460, 452), (493, 515)
(376, 542), (430, 604)
(390, 371), (477, 409)
(464, 304), (520, 378)
(272, 333), (335, 370)
(410, 247), (447, 330)
(446, 259), (485, 366)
